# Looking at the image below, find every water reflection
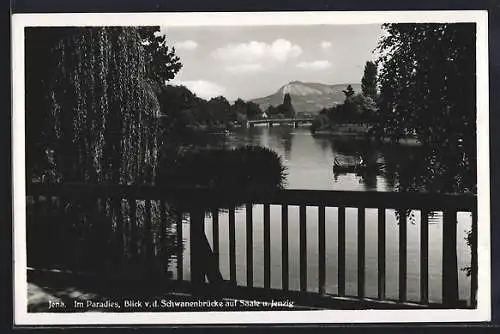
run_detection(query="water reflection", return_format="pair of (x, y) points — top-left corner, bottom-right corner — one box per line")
(164, 126), (474, 306)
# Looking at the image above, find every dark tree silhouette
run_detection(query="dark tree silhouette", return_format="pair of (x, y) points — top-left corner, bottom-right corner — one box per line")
(26, 27), (170, 185)
(138, 27), (183, 91)
(376, 23), (476, 193)
(342, 85), (355, 99)
(281, 93), (296, 118)
(361, 61), (378, 99)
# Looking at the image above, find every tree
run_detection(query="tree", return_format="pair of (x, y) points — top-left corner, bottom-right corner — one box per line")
(342, 85), (355, 100)
(232, 98), (247, 119)
(376, 23), (476, 193)
(282, 93), (296, 118)
(231, 99), (262, 121)
(361, 61), (378, 99)
(26, 27), (163, 185)
(138, 27), (183, 91)
(246, 101), (262, 120)
(348, 94), (378, 123)
(340, 85), (357, 121)
(158, 84), (204, 132)
(265, 105), (278, 117)
(207, 96), (232, 124)
(376, 23), (475, 146)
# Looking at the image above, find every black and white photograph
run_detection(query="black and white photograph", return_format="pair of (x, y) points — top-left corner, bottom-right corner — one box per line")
(12, 11), (490, 324)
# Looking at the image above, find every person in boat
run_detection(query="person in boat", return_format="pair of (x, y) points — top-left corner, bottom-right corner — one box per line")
(358, 154), (368, 169)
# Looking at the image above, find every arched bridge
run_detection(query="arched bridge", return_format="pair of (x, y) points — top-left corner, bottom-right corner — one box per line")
(246, 118), (314, 128)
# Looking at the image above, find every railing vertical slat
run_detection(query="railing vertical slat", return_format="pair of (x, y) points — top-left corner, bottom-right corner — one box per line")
(442, 210), (459, 306)
(115, 198), (124, 262)
(378, 208), (386, 300)
(128, 199), (137, 258)
(46, 195), (53, 219)
(190, 209), (206, 286)
(299, 205), (307, 292)
(471, 209), (478, 308)
(318, 205), (326, 295)
(264, 203), (271, 289)
(229, 207), (237, 285)
(245, 204), (253, 288)
(159, 200), (168, 273)
(420, 210), (429, 304)
(358, 207), (366, 298)
(282, 205), (289, 291)
(145, 199), (153, 269)
(399, 210), (407, 302)
(176, 212), (183, 281)
(211, 208), (220, 271)
(338, 206), (346, 296)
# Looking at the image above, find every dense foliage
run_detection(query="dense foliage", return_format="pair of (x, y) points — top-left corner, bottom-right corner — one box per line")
(157, 85), (266, 134)
(265, 93), (296, 119)
(25, 26), (183, 274)
(158, 146), (287, 190)
(138, 27), (183, 90)
(26, 26), (182, 185)
(361, 61), (378, 99)
(310, 85), (378, 132)
(376, 23), (475, 147)
(375, 23), (476, 193)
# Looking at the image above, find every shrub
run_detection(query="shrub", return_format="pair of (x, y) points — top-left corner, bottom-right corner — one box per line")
(158, 145), (287, 190)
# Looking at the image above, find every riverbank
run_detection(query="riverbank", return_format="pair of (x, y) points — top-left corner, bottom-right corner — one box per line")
(311, 130), (421, 146)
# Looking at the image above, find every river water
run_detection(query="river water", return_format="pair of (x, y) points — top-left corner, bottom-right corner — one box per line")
(173, 126), (472, 305)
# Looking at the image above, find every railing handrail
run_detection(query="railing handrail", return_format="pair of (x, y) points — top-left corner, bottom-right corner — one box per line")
(26, 183), (476, 212)
(248, 118), (313, 123)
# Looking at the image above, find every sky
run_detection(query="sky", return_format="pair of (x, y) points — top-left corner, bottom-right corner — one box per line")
(161, 24), (385, 101)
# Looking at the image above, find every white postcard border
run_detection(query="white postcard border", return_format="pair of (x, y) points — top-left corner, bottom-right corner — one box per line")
(12, 10), (491, 325)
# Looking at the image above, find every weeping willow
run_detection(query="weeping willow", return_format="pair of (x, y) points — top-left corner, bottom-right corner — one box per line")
(26, 27), (179, 274)
(28, 27), (160, 185)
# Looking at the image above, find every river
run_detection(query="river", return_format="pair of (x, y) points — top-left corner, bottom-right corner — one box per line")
(172, 126), (472, 305)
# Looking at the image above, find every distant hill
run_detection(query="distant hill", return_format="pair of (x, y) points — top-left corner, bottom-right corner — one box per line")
(250, 81), (362, 115)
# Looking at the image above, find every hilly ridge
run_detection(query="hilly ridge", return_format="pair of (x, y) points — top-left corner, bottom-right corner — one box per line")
(250, 81), (362, 114)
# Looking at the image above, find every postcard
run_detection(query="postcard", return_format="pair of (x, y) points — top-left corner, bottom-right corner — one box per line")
(12, 10), (490, 325)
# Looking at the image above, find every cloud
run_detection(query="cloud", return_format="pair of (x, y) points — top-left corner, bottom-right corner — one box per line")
(175, 40), (198, 50)
(211, 39), (302, 63)
(296, 60), (332, 70)
(171, 80), (226, 100)
(225, 63), (264, 74)
(320, 41), (332, 49)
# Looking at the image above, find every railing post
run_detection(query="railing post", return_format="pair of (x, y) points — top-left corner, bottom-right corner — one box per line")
(318, 205), (326, 295)
(281, 205), (289, 291)
(338, 206), (346, 296)
(159, 200), (168, 275)
(176, 211), (184, 281)
(212, 208), (220, 273)
(358, 207), (366, 298)
(264, 203), (271, 289)
(299, 205), (307, 292)
(471, 209), (478, 308)
(128, 199), (138, 260)
(420, 210), (429, 304)
(229, 207), (237, 285)
(399, 209), (407, 303)
(246, 204), (253, 288)
(190, 209), (206, 287)
(442, 210), (459, 306)
(190, 208), (223, 291)
(113, 197), (124, 265)
(378, 208), (386, 300)
(145, 199), (154, 272)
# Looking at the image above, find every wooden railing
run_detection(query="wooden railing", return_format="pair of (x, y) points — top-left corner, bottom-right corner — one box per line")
(246, 118), (313, 128)
(26, 183), (477, 309)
